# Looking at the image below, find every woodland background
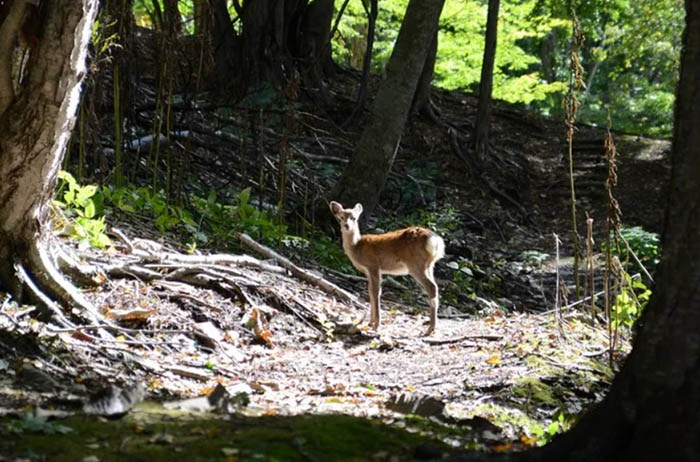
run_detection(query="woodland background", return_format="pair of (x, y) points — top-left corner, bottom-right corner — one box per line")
(0, 1), (695, 461)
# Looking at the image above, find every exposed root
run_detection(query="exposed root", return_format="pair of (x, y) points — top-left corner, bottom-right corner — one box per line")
(14, 263), (74, 328)
(27, 238), (104, 326)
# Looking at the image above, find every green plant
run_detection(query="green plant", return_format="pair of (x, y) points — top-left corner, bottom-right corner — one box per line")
(531, 412), (573, 446)
(616, 226), (661, 273)
(377, 205), (461, 237)
(304, 234), (355, 274)
(53, 171), (111, 249)
(103, 185), (201, 239)
(520, 250), (549, 267)
(104, 186), (287, 249)
(611, 273), (651, 329)
(196, 188), (287, 247)
(6, 413), (73, 435)
(443, 258), (478, 306)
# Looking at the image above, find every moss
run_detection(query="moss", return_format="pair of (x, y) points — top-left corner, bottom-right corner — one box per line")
(511, 377), (562, 408)
(1, 407), (450, 462)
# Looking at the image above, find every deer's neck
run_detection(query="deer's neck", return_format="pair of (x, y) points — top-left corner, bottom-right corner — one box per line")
(341, 228), (362, 254)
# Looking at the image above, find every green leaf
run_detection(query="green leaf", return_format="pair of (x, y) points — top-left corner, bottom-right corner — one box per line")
(58, 170), (77, 186)
(84, 200), (96, 218)
(76, 185), (97, 203)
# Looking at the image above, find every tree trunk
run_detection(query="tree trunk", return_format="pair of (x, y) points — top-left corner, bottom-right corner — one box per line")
(0, 1), (99, 321)
(300, 0), (334, 103)
(445, 2), (700, 460)
(240, 0), (304, 89)
(473, 0), (500, 162)
(0, 0), (27, 119)
(210, 0), (334, 101)
(329, 0), (446, 219)
(410, 30), (439, 120)
(210, 0), (240, 95)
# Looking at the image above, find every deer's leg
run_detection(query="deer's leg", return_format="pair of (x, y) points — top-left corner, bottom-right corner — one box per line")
(367, 269), (382, 330)
(414, 264), (439, 336)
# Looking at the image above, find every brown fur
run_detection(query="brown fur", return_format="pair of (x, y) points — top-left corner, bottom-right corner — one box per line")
(330, 201), (445, 335)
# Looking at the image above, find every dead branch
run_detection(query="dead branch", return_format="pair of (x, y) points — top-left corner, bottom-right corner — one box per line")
(238, 233), (361, 307)
(423, 334), (502, 345)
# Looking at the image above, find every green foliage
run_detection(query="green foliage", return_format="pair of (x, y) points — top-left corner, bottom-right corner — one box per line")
(601, 226), (657, 329)
(437, 0), (568, 104)
(6, 413), (73, 435)
(53, 171), (111, 249)
(611, 273), (651, 329)
(333, 0), (568, 106)
(331, 0), (681, 136)
(103, 185), (197, 236)
(575, 0), (683, 136)
(281, 232), (355, 276)
(195, 188), (287, 246)
(617, 226), (661, 271)
(443, 258), (478, 308)
(530, 412), (573, 446)
(519, 250), (549, 267)
(378, 205), (460, 238)
(104, 186), (287, 249)
(443, 257), (504, 310)
(603, 226), (661, 274)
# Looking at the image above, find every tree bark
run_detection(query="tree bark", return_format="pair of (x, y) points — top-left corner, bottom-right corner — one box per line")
(300, 0), (334, 103)
(0, 0), (27, 119)
(410, 30), (439, 120)
(473, 0), (500, 162)
(445, 2), (700, 460)
(210, 0), (334, 100)
(210, 0), (240, 95)
(0, 1), (99, 319)
(329, 0), (446, 219)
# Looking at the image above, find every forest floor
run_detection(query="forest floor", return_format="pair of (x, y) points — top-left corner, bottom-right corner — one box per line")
(0, 68), (670, 461)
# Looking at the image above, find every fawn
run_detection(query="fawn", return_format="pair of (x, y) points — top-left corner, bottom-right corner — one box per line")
(330, 201), (445, 335)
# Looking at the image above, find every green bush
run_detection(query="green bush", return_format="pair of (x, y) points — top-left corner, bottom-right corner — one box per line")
(604, 226), (660, 274)
(53, 171), (111, 249)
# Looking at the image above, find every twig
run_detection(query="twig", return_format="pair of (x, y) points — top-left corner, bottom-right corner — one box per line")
(48, 324), (191, 335)
(539, 290), (606, 318)
(423, 334), (502, 345)
(553, 233), (562, 333)
(615, 229), (654, 283)
(239, 233), (361, 307)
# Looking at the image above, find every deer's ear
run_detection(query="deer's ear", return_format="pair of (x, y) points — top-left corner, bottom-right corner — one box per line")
(330, 201), (342, 215)
(352, 203), (363, 217)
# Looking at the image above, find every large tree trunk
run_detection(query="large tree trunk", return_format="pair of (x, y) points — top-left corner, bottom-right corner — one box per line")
(473, 0), (500, 162)
(445, 2), (700, 461)
(329, 0), (446, 219)
(0, 1), (99, 322)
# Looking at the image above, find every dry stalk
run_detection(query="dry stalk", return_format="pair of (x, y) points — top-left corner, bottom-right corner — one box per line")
(585, 213), (595, 321)
(564, 12), (585, 297)
(553, 232), (563, 335)
(604, 125), (622, 366)
(278, 71), (300, 221)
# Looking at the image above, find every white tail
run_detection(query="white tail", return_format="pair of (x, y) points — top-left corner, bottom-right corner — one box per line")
(330, 201), (445, 335)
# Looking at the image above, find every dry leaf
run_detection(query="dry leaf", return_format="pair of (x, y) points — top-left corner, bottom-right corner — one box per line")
(520, 434), (539, 447)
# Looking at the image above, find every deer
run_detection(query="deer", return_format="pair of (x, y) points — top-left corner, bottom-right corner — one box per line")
(329, 201), (445, 336)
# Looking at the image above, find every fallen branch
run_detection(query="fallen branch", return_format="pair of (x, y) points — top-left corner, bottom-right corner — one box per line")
(238, 233), (361, 307)
(423, 334), (502, 345)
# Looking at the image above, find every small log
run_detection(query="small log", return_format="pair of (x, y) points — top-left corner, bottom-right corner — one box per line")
(238, 233), (360, 307)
